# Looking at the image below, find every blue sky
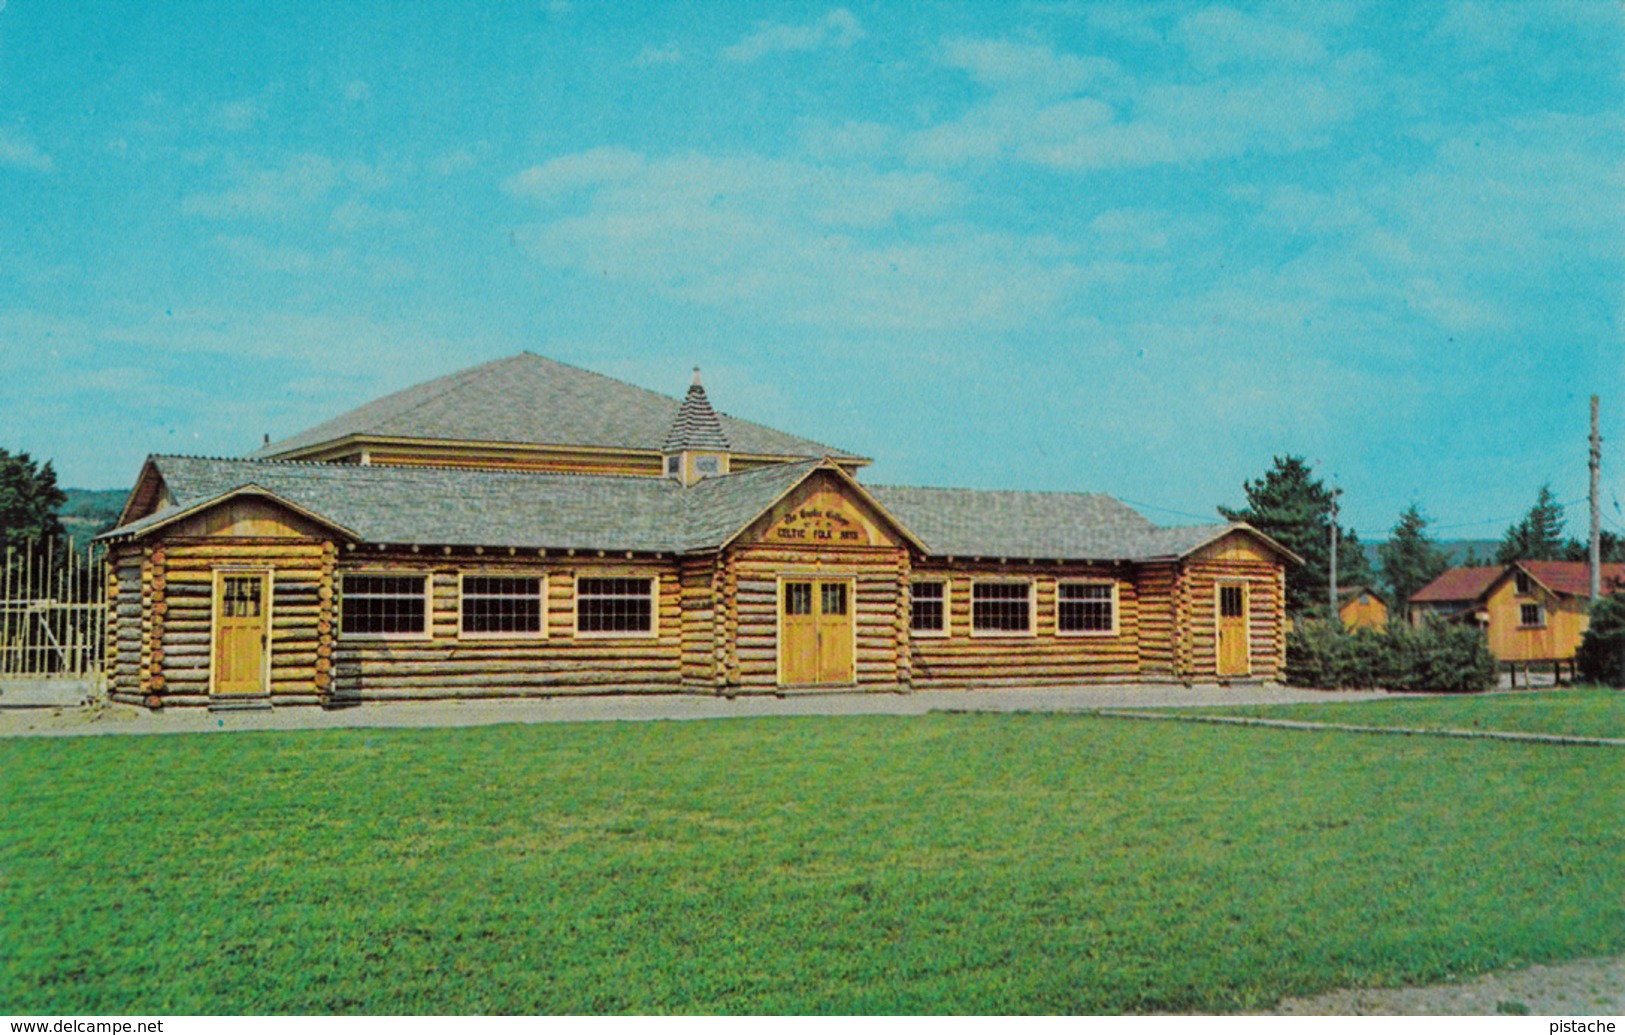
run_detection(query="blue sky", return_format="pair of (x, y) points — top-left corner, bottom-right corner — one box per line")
(1, 2), (1620, 542)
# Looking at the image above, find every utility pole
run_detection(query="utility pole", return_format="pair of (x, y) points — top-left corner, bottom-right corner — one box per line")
(1329, 487), (1342, 620)
(1590, 395), (1602, 602)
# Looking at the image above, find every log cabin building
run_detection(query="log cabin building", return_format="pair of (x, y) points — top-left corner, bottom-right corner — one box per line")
(99, 353), (1297, 708)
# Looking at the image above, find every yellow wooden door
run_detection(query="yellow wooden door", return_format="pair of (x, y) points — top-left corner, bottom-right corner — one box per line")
(816, 581), (853, 684)
(1216, 583), (1250, 677)
(782, 581), (818, 685)
(214, 572), (268, 695)
(781, 579), (854, 685)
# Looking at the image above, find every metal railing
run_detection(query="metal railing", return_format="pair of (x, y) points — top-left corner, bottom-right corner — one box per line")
(0, 537), (107, 678)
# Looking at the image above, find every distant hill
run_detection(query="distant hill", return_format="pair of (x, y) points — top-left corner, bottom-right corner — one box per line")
(59, 488), (127, 543)
(1359, 539), (1501, 580)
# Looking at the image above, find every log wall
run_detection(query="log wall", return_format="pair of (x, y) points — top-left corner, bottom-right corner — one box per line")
(153, 538), (332, 706)
(908, 562), (1141, 688)
(723, 544), (907, 692)
(679, 554), (719, 689)
(329, 553), (683, 702)
(1177, 543), (1287, 680)
(107, 546), (144, 704)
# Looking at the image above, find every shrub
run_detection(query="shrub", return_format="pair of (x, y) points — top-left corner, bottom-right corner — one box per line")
(1576, 593), (1625, 686)
(1285, 617), (1496, 694)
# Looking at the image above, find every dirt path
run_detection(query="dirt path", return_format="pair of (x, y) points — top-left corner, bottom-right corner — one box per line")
(0, 682), (1383, 738)
(1269, 953), (1625, 1016)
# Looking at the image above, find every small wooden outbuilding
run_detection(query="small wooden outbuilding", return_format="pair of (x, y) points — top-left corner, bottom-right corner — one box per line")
(99, 354), (1298, 707)
(1410, 560), (1625, 665)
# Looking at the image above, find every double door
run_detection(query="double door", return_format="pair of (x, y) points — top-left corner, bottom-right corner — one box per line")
(780, 579), (854, 686)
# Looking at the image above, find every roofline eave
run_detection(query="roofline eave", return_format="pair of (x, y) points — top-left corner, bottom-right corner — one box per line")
(97, 484), (363, 544)
(257, 432), (870, 467)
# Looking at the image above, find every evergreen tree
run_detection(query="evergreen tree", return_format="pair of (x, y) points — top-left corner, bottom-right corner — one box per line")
(0, 449), (67, 553)
(1378, 505), (1451, 617)
(1496, 484), (1568, 563)
(1562, 530), (1625, 564)
(1219, 455), (1373, 616)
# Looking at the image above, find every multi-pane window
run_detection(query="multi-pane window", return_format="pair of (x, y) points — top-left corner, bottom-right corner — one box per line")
(220, 575), (263, 618)
(1219, 585), (1245, 619)
(821, 582), (848, 616)
(341, 574), (428, 637)
(972, 581), (1032, 634)
(1058, 582), (1115, 634)
(577, 577), (655, 635)
(910, 581), (947, 634)
(1520, 602), (1544, 627)
(784, 582), (812, 615)
(461, 575), (545, 637)
(1515, 570), (1532, 594)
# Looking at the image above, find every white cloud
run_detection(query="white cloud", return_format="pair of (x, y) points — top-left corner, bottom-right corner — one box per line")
(211, 234), (329, 274)
(0, 128), (53, 173)
(507, 149), (1077, 331)
(940, 38), (1119, 96)
(722, 9), (863, 63)
(330, 200), (412, 233)
(504, 146), (645, 197)
(1173, 6), (1326, 72)
(431, 147), (480, 177)
(181, 154), (339, 219)
(800, 120), (896, 161)
(905, 36), (1376, 170)
(633, 43), (682, 67)
(211, 97), (265, 133)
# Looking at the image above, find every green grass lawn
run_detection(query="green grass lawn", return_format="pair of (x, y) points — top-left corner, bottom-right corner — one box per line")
(1196, 686), (1625, 740)
(3, 714), (1622, 1014)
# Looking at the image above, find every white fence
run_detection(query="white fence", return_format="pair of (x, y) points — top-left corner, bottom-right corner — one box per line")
(0, 537), (106, 679)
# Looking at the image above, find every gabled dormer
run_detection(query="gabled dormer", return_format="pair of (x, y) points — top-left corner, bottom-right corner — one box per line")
(662, 368), (731, 486)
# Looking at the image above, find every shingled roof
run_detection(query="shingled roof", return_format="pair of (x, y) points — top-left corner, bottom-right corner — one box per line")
(1410, 566), (1505, 603)
(253, 352), (860, 461)
(108, 456), (1279, 563)
(866, 484), (1277, 561)
(662, 370), (730, 452)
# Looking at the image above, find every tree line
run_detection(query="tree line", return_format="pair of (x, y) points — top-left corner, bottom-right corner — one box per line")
(1219, 455), (1624, 619)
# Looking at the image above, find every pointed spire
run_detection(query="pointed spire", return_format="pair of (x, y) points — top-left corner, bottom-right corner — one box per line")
(662, 367), (730, 453)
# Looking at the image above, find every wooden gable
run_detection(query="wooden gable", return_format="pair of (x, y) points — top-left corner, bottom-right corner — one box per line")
(1192, 530), (1285, 565)
(164, 495), (337, 540)
(743, 470), (904, 549)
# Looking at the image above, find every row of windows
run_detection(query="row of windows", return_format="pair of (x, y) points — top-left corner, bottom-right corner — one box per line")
(339, 574), (657, 638)
(337, 572), (1127, 639)
(910, 579), (1119, 636)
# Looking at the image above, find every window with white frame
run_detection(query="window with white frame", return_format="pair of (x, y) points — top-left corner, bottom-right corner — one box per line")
(1519, 602), (1544, 627)
(461, 575), (545, 637)
(1058, 581), (1116, 634)
(1515, 570), (1532, 594)
(910, 580), (947, 634)
(577, 576), (656, 635)
(341, 573), (429, 637)
(972, 581), (1032, 634)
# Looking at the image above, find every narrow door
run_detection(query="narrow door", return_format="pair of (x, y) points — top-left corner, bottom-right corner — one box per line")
(816, 582), (853, 684)
(1216, 583), (1249, 677)
(780, 579), (854, 686)
(214, 572), (269, 696)
(781, 581), (819, 685)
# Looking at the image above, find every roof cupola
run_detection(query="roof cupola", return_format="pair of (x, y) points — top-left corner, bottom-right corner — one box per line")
(663, 367), (731, 485)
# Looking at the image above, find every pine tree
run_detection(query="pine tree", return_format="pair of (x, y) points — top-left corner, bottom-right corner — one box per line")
(0, 449), (67, 553)
(1496, 484), (1567, 563)
(1219, 455), (1373, 616)
(1378, 505), (1450, 617)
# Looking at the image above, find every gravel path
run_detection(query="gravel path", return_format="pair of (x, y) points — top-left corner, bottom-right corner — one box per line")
(1270, 954), (1625, 1016)
(0, 681), (1383, 738)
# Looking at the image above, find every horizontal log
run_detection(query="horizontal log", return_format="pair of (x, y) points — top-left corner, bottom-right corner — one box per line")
(335, 672), (681, 690)
(332, 659), (680, 678)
